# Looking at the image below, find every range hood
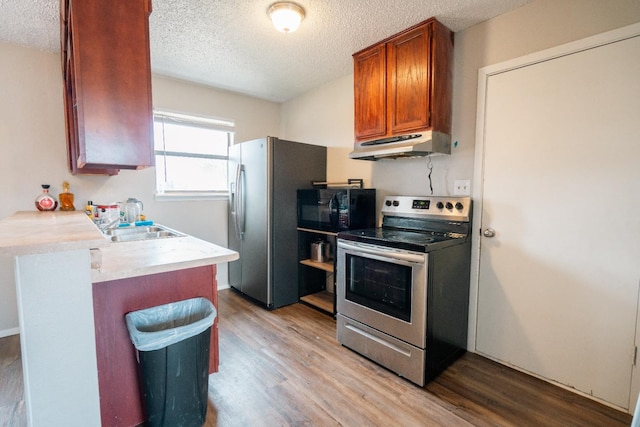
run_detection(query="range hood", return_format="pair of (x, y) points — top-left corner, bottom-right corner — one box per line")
(349, 131), (451, 160)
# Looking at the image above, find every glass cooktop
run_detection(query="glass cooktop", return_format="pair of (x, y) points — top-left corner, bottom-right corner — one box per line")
(337, 227), (467, 253)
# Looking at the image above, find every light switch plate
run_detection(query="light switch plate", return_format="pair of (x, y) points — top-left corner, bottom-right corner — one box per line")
(454, 180), (471, 196)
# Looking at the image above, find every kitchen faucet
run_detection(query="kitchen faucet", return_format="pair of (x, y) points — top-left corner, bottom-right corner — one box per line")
(99, 216), (121, 231)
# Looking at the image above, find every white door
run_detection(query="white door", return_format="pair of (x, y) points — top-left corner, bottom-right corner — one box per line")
(474, 26), (640, 410)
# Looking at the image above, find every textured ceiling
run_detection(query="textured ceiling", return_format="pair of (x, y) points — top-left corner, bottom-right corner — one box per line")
(0, 0), (532, 102)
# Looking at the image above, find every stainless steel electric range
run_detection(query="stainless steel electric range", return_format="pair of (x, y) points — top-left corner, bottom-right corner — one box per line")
(336, 195), (472, 386)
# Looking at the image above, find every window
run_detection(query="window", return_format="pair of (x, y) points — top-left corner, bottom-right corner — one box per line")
(153, 110), (234, 199)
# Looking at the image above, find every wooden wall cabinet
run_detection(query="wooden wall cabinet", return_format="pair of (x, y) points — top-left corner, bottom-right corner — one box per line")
(353, 18), (453, 142)
(60, 0), (155, 175)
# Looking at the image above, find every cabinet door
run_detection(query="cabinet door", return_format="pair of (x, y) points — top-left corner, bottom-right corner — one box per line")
(387, 23), (431, 134)
(353, 44), (386, 141)
(62, 19), (118, 176)
(65, 0), (154, 173)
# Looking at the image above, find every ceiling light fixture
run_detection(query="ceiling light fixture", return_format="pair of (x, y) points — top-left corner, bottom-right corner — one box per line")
(267, 2), (305, 33)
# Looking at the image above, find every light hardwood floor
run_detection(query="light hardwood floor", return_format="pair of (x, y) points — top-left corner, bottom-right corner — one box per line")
(0, 288), (633, 426)
(0, 333), (23, 427)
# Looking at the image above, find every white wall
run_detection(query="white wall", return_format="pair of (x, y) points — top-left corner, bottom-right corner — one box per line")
(281, 0), (640, 209)
(0, 41), (67, 337)
(280, 74), (373, 188)
(0, 44), (281, 335)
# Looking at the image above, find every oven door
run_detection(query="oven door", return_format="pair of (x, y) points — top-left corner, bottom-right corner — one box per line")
(336, 239), (428, 348)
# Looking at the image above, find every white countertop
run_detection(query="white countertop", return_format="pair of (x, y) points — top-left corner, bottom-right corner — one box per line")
(0, 211), (239, 282)
(0, 211), (108, 256)
(92, 234), (238, 283)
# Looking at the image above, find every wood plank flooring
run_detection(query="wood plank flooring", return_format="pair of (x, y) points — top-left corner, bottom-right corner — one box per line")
(208, 289), (631, 426)
(0, 288), (633, 426)
(0, 334), (23, 427)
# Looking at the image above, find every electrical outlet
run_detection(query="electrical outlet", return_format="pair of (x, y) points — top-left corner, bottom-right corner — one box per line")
(454, 180), (471, 196)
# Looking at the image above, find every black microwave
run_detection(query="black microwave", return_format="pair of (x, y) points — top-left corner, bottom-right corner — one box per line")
(297, 188), (376, 232)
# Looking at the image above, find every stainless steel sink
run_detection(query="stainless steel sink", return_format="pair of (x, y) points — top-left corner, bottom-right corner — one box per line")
(103, 224), (185, 242)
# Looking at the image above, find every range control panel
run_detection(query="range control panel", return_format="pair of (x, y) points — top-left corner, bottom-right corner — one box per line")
(382, 196), (471, 222)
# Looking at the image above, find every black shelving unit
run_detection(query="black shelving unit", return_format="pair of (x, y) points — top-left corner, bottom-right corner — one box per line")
(297, 227), (337, 315)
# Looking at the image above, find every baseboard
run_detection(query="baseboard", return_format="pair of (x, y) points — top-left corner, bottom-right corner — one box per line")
(0, 327), (19, 339)
(217, 283), (230, 290)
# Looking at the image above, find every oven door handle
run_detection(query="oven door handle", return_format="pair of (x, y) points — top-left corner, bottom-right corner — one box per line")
(338, 241), (425, 265)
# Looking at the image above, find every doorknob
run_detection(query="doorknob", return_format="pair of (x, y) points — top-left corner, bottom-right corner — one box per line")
(483, 228), (496, 238)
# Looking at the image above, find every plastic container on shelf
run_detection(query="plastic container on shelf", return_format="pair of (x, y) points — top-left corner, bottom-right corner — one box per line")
(95, 203), (120, 227)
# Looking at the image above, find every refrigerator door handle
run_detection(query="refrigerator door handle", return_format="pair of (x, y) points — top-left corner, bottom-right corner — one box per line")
(230, 163), (244, 240)
(229, 180), (236, 217)
(235, 164), (245, 239)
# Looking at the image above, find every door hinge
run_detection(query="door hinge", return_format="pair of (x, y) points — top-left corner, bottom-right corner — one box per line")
(634, 346), (638, 366)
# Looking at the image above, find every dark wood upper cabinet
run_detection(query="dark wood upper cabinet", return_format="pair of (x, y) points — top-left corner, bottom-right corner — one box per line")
(353, 18), (453, 142)
(353, 44), (387, 140)
(60, 0), (154, 175)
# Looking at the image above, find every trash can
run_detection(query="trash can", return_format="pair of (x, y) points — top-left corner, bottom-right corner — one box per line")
(125, 297), (217, 427)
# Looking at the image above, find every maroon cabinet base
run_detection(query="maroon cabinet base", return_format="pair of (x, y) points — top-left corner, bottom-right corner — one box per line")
(92, 266), (218, 427)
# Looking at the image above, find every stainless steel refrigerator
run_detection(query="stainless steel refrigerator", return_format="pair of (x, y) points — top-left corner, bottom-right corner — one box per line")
(228, 136), (326, 308)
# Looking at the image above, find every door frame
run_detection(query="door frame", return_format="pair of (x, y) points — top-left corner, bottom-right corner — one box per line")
(469, 22), (640, 412)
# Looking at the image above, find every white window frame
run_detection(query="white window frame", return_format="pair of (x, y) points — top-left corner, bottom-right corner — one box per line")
(153, 110), (234, 201)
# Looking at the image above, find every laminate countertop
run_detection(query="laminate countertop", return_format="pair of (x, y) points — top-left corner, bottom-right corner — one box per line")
(0, 210), (108, 256)
(0, 211), (239, 282)
(92, 233), (238, 283)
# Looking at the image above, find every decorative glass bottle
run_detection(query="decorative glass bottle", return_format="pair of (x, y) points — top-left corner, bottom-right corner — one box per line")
(59, 181), (76, 211)
(35, 184), (58, 211)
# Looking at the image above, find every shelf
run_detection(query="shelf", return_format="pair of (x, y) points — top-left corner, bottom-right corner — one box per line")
(300, 259), (334, 273)
(297, 227), (338, 237)
(298, 227), (336, 316)
(300, 291), (334, 314)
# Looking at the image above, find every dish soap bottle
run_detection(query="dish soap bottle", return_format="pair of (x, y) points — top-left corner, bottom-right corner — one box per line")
(85, 201), (95, 219)
(35, 184), (58, 211)
(59, 181), (76, 211)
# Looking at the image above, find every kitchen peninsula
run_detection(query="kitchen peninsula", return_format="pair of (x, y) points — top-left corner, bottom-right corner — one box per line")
(0, 211), (238, 427)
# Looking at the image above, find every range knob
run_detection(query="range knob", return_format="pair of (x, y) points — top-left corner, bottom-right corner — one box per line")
(385, 200), (392, 206)
(393, 200), (399, 207)
(455, 202), (463, 210)
(445, 202), (453, 210)
(436, 202), (444, 209)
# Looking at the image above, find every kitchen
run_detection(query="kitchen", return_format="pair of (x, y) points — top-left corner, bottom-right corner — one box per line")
(1, 0), (640, 426)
